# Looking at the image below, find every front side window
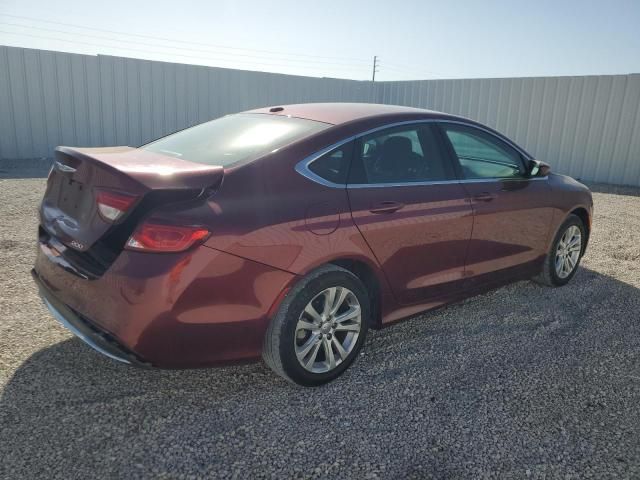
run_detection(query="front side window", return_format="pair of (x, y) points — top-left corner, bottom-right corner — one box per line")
(143, 113), (330, 167)
(350, 124), (454, 184)
(441, 124), (525, 179)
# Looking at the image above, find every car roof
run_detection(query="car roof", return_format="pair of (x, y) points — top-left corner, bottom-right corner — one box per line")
(245, 102), (450, 125)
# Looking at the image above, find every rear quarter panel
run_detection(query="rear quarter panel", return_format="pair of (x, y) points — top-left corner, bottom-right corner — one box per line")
(193, 123), (400, 294)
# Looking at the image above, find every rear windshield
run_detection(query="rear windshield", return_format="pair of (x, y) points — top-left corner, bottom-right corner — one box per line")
(141, 113), (330, 167)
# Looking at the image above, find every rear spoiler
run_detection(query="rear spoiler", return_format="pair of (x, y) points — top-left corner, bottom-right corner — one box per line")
(55, 146), (225, 191)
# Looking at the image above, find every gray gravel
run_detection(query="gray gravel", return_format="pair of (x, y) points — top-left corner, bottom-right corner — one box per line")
(1, 178), (640, 479)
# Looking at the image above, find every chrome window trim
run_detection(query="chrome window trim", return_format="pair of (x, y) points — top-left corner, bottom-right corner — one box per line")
(294, 140), (351, 189)
(346, 176), (548, 189)
(294, 118), (534, 189)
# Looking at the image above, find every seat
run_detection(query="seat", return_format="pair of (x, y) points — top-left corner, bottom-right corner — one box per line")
(375, 136), (424, 182)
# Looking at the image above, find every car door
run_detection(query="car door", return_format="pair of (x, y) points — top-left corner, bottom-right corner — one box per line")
(347, 122), (473, 305)
(438, 122), (553, 287)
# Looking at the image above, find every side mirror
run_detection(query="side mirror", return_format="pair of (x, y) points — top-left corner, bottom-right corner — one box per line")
(528, 159), (551, 177)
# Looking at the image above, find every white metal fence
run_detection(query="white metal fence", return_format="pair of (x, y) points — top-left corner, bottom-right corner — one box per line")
(1, 46), (639, 186)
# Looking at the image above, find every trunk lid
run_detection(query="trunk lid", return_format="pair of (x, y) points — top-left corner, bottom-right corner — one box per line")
(41, 146), (224, 251)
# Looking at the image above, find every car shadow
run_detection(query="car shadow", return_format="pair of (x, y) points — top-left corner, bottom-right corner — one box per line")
(2, 267), (640, 477)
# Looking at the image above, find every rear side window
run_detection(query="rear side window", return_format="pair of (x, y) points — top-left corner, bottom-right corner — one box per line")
(350, 124), (455, 184)
(308, 142), (354, 185)
(142, 113), (330, 167)
(441, 124), (526, 179)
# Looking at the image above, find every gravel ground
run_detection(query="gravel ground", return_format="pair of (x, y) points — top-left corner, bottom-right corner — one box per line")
(1, 178), (639, 479)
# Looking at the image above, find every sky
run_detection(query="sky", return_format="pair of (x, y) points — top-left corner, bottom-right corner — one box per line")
(0, 0), (639, 81)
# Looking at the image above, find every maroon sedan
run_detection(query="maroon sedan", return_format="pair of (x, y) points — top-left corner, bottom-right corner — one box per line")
(33, 103), (592, 386)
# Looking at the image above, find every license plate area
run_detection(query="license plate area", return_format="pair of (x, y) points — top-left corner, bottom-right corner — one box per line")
(58, 178), (86, 217)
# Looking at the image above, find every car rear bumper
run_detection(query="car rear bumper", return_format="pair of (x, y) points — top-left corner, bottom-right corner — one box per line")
(33, 238), (296, 368)
(33, 268), (149, 366)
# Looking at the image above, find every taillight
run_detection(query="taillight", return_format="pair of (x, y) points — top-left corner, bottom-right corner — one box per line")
(96, 190), (138, 222)
(125, 223), (210, 253)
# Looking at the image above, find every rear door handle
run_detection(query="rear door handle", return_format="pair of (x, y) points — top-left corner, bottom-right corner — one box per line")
(472, 192), (496, 202)
(369, 201), (405, 214)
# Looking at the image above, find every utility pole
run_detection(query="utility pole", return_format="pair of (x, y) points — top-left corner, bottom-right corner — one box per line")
(372, 55), (379, 82)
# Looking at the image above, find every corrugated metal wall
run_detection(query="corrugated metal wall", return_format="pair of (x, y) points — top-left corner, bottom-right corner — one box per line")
(379, 76), (640, 187)
(1, 45), (639, 186)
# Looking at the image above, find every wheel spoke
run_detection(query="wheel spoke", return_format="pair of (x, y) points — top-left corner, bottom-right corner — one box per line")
(304, 303), (322, 323)
(566, 254), (576, 270)
(303, 341), (322, 369)
(330, 287), (349, 315)
(335, 323), (360, 332)
(334, 305), (361, 324)
(323, 337), (336, 370)
(323, 287), (336, 316)
(563, 256), (571, 275)
(558, 256), (565, 276)
(555, 254), (564, 272)
(296, 332), (320, 358)
(297, 320), (318, 332)
(332, 336), (348, 360)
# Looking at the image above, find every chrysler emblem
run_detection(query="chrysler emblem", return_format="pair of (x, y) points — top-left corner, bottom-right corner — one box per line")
(54, 161), (76, 173)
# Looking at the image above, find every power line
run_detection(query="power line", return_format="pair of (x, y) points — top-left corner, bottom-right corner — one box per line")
(0, 13), (371, 64)
(0, 30), (371, 76)
(383, 62), (450, 78)
(0, 21), (371, 68)
(382, 66), (440, 79)
(0, 14), (451, 81)
(0, 27), (434, 81)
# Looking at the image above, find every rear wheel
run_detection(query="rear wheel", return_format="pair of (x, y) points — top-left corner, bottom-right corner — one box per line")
(534, 214), (586, 287)
(263, 265), (369, 386)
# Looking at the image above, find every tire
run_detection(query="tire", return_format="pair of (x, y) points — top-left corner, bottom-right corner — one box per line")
(534, 214), (586, 287)
(262, 265), (370, 386)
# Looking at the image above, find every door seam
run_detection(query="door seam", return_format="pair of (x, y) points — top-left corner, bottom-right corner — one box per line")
(458, 183), (478, 280)
(344, 186), (399, 303)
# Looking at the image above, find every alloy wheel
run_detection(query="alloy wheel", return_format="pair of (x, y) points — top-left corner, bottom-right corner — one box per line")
(294, 286), (362, 373)
(555, 225), (582, 279)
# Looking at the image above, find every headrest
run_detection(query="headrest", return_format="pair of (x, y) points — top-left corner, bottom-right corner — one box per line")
(382, 136), (413, 158)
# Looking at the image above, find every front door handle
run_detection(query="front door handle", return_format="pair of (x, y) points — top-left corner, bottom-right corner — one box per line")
(369, 201), (405, 214)
(472, 192), (496, 202)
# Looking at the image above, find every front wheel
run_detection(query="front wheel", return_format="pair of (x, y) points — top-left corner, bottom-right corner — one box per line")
(534, 214), (586, 287)
(262, 265), (370, 386)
